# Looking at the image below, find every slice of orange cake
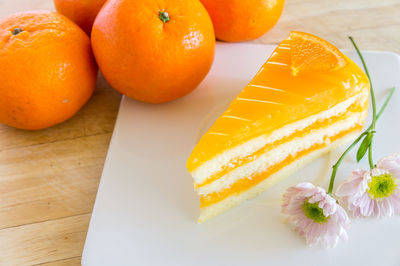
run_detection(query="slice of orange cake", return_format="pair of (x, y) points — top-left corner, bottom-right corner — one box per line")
(187, 32), (370, 223)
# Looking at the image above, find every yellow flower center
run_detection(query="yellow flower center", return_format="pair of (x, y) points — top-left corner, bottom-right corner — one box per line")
(367, 173), (397, 199)
(302, 200), (329, 224)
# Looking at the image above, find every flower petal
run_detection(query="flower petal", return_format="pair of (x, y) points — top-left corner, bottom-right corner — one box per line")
(377, 153), (400, 179)
(336, 176), (364, 197)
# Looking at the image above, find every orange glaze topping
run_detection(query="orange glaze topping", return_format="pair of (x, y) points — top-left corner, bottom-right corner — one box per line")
(187, 39), (369, 173)
(200, 125), (363, 208)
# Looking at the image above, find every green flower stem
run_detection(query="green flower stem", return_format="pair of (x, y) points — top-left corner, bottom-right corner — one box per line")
(368, 143), (374, 169)
(374, 86), (395, 124)
(327, 87), (395, 194)
(349, 37), (377, 169)
(328, 132), (367, 194)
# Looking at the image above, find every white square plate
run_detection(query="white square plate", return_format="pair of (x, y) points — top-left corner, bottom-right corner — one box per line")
(82, 43), (400, 266)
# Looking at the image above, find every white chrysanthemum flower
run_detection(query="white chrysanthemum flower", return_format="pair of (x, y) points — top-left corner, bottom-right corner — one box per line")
(282, 182), (350, 248)
(336, 153), (400, 218)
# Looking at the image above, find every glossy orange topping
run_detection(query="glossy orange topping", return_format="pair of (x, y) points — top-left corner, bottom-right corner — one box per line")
(187, 38), (369, 173)
(200, 125), (363, 208)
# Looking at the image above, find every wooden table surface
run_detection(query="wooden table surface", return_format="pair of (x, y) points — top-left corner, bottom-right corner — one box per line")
(0, 0), (399, 265)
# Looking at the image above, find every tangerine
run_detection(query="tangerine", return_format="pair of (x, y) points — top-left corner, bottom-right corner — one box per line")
(91, 0), (215, 103)
(0, 11), (97, 130)
(200, 0), (285, 42)
(54, 0), (106, 35)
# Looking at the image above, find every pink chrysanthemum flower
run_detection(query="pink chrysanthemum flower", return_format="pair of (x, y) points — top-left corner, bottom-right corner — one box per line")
(336, 153), (400, 218)
(282, 182), (350, 248)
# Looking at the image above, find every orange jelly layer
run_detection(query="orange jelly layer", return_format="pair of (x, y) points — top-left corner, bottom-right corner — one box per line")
(187, 40), (369, 173)
(195, 103), (364, 188)
(200, 125), (362, 208)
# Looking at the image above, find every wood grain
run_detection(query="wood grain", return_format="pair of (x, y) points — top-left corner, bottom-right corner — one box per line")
(0, 0), (399, 265)
(0, 133), (111, 230)
(0, 214), (89, 266)
(37, 257), (81, 266)
(36, 256), (81, 266)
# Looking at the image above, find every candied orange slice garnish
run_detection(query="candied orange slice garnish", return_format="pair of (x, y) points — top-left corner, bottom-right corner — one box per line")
(289, 31), (347, 76)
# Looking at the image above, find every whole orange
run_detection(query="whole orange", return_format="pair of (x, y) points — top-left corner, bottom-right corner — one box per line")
(0, 11), (97, 130)
(54, 0), (106, 35)
(200, 0), (285, 42)
(91, 0), (215, 104)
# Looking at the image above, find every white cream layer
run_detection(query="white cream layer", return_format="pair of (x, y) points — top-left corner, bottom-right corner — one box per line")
(197, 110), (366, 196)
(197, 131), (359, 223)
(191, 88), (368, 185)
